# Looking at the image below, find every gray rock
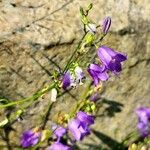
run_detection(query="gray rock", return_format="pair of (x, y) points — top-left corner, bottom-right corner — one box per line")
(0, 0), (149, 149)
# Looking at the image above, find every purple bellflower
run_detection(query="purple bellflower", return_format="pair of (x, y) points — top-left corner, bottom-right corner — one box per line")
(21, 129), (40, 148)
(136, 107), (150, 137)
(87, 63), (109, 86)
(47, 142), (72, 150)
(54, 126), (66, 141)
(102, 17), (111, 34)
(68, 111), (94, 141)
(68, 119), (90, 141)
(62, 66), (85, 90)
(77, 111), (94, 126)
(97, 46), (127, 74)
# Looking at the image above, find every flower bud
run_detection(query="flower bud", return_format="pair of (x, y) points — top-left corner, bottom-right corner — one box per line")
(51, 88), (57, 102)
(102, 17), (111, 34)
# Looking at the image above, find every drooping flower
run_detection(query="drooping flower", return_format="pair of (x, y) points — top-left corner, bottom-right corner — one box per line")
(86, 23), (96, 34)
(68, 118), (90, 141)
(87, 63), (109, 86)
(97, 46), (127, 74)
(102, 17), (111, 34)
(76, 111), (94, 126)
(136, 107), (150, 137)
(47, 142), (72, 150)
(21, 129), (40, 148)
(54, 126), (66, 141)
(62, 66), (85, 90)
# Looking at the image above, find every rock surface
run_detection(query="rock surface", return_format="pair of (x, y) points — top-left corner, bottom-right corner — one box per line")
(0, 0), (150, 149)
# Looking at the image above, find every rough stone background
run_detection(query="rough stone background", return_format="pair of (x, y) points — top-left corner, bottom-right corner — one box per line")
(0, 0), (150, 149)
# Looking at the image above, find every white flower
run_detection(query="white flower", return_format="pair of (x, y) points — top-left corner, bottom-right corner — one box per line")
(86, 23), (96, 34)
(74, 66), (85, 85)
(51, 88), (57, 102)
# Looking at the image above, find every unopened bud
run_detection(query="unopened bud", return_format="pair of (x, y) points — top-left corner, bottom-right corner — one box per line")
(102, 17), (111, 34)
(51, 88), (57, 102)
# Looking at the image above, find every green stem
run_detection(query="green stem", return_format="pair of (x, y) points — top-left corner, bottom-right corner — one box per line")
(62, 32), (87, 73)
(0, 83), (55, 108)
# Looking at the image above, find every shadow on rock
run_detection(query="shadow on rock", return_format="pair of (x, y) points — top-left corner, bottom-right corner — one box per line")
(96, 98), (124, 118)
(84, 129), (126, 150)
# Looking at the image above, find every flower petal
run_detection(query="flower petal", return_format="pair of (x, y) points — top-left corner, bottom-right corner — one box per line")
(62, 72), (71, 90)
(54, 127), (66, 139)
(47, 142), (72, 150)
(77, 111), (94, 126)
(108, 60), (122, 73)
(68, 119), (81, 141)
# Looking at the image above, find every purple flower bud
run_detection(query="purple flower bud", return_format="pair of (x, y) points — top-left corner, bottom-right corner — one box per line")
(97, 46), (127, 74)
(47, 142), (72, 150)
(21, 130), (40, 148)
(87, 63), (109, 86)
(77, 111), (94, 126)
(68, 119), (90, 141)
(102, 17), (111, 34)
(54, 126), (66, 140)
(136, 107), (150, 137)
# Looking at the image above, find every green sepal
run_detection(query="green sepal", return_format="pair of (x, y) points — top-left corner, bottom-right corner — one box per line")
(81, 16), (89, 25)
(87, 3), (93, 11)
(16, 109), (24, 117)
(85, 33), (95, 45)
(0, 118), (8, 127)
(41, 129), (53, 142)
(80, 7), (85, 17)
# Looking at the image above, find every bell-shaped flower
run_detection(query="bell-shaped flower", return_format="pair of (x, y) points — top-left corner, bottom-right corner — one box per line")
(97, 46), (127, 74)
(87, 63), (109, 86)
(47, 142), (72, 150)
(21, 129), (40, 148)
(136, 107), (150, 137)
(101, 17), (111, 34)
(76, 111), (94, 126)
(68, 119), (90, 141)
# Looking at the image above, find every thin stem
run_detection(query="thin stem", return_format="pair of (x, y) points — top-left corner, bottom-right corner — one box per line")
(0, 83), (55, 108)
(41, 102), (54, 129)
(62, 32), (87, 73)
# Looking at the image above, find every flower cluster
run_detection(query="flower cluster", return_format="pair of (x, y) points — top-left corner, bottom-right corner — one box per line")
(136, 107), (150, 137)
(68, 111), (94, 141)
(19, 5), (128, 149)
(20, 111), (94, 149)
(48, 111), (94, 150)
(88, 46), (127, 86)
